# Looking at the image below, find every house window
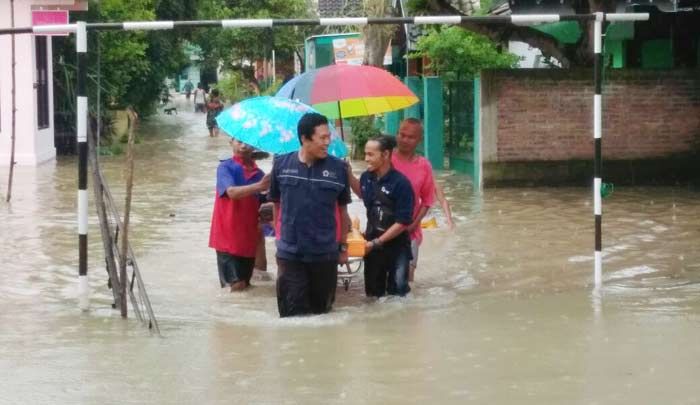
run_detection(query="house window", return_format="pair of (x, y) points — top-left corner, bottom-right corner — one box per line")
(35, 36), (50, 129)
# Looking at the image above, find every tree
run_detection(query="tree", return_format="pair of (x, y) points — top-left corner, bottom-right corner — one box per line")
(414, 26), (519, 78)
(361, 0), (396, 66)
(416, 0), (618, 67)
(192, 0), (314, 82)
(53, 0), (193, 120)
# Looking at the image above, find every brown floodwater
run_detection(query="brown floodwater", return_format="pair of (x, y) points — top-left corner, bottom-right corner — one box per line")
(1, 95), (699, 404)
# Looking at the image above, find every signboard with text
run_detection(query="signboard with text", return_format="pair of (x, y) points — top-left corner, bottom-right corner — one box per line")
(332, 37), (392, 66)
(32, 10), (70, 36)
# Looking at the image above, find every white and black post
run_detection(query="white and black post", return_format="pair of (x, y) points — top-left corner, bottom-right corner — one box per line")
(593, 12), (604, 288)
(76, 21), (89, 310)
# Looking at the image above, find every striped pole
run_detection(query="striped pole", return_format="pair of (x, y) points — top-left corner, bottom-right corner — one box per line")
(593, 13), (604, 288)
(76, 21), (90, 310)
(0, 14), (650, 34)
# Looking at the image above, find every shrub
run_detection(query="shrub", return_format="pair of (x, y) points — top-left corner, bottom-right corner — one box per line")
(348, 116), (381, 160)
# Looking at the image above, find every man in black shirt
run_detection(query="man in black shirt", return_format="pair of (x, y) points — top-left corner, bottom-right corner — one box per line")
(348, 135), (414, 297)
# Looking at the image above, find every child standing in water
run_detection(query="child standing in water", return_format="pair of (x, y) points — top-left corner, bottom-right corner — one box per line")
(206, 89), (224, 137)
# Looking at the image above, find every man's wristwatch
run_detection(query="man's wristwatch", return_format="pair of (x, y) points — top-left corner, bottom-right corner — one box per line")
(338, 243), (348, 253)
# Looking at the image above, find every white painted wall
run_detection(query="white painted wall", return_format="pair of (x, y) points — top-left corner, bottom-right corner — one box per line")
(0, 0), (87, 166)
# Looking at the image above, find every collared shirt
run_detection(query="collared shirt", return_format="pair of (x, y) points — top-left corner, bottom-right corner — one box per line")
(269, 152), (351, 262)
(391, 153), (435, 244)
(360, 168), (414, 238)
(209, 155), (264, 258)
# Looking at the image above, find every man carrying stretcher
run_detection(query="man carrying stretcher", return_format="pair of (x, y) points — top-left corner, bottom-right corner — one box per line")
(348, 135), (414, 297)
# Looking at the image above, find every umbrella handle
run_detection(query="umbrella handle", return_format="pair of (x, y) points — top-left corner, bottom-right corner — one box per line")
(337, 100), (345, 142)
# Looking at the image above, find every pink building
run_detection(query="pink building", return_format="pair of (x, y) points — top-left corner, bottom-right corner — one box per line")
(0, 0), (87, 166)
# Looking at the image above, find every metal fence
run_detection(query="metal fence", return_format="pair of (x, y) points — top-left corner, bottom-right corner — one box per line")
(444, 80), (474, 158)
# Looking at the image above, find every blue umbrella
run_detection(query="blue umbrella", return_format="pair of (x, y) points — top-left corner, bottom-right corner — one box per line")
(276, 75), (302, 99)
(216, 96), (348, 158)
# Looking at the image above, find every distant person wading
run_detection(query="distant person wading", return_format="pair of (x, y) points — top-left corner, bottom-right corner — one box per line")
(205, 89), (224, 137)
(183, 79), (194, 100)
(193, 83), (207, 113)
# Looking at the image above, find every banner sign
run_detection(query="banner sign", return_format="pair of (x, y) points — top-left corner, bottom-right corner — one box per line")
(32, 10), (70, 36)
(333, 37), (392, 66)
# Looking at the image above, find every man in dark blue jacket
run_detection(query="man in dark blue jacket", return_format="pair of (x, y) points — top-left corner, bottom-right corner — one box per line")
(269, 113), (351, 317)
(348, 135), (414, 297)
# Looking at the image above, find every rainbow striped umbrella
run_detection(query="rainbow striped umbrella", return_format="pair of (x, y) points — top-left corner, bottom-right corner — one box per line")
(276, 64), (419, 121)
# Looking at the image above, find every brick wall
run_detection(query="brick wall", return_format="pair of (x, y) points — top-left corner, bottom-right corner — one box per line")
(484, 69), (700, 163)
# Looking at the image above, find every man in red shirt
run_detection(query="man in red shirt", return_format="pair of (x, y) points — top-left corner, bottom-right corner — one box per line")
(209, 138), (270, 291)
(391, 118), (435, 282)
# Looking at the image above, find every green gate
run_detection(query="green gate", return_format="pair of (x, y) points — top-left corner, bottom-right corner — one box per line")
(444, 79), (478, 184)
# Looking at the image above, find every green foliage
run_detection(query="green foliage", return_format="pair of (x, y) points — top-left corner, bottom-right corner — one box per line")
(348, 117), (381, 160)
(193, 0), (312, 74)
(52, 0), (311, 145)
(193, 0), (309, 105)
(478, 0), (494, 15)
(414, 27), (519, 79)
(405, 0), (428, 12)
(217, 71), (256, 103)
(216, 71), (282, 106)
(53, 0), (192, 123)
(260, 79), (284, 96)
(98, 143), (124, 156)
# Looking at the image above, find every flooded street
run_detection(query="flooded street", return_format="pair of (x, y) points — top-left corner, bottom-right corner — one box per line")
(2, 96), (700, 404)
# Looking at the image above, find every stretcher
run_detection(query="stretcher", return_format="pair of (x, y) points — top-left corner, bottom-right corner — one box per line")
(338, 256), (363, 291)
(337, 217), (365, 290)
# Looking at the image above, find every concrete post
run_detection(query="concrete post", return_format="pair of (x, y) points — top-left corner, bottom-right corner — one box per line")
(472, 76), (481, 190)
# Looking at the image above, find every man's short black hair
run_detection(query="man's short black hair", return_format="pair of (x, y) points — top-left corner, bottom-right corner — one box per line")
(297, 113), (329, 144)
(368, 134), (397, 153)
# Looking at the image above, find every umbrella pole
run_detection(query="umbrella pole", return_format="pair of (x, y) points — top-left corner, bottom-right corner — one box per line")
(337, 101), (345, 141)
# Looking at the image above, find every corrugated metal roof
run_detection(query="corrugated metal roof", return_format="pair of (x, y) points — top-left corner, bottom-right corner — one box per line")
(318, 0), (363, 16)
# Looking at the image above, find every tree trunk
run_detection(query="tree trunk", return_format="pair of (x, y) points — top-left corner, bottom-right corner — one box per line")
(362, 0), (396, 67)
(295, 48), (305, 73)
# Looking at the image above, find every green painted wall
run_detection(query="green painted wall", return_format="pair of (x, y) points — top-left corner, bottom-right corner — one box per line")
(606, 40), (626, 68)
(423, 77), (444, 170)
(404, 76), (423, 119)
(642, 40), (674, 69)
(384, 110), (402, 135)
